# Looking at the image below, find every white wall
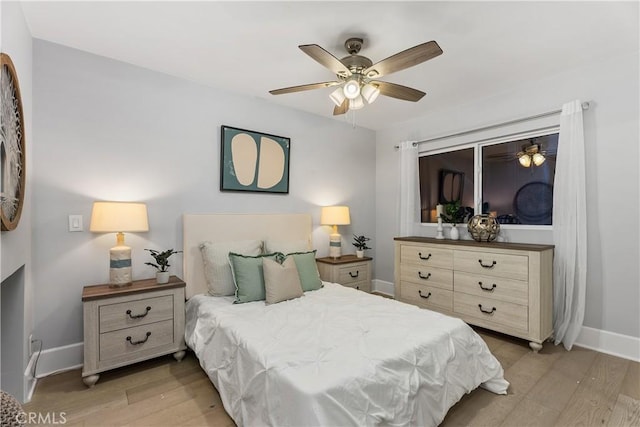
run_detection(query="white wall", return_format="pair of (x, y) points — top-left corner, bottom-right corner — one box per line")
(0, 1), (34, 402)
(375, 49), (639, 340)
(32, 40), (376, 350)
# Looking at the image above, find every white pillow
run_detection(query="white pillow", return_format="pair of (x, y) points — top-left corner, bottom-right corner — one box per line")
(199, 240), (263, 296)
(264, 239), (309, 254)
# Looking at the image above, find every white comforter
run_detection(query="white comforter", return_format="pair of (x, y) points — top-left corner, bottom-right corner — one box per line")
(185, 282), (508, 427)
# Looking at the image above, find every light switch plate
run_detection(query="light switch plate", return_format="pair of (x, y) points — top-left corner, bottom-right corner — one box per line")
(68, 214), (83, 232)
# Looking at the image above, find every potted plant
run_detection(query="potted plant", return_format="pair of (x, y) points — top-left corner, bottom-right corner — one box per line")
(352, 235), (371, 258)
(439, 201), (466, 240)
(145, 248), (182, 284)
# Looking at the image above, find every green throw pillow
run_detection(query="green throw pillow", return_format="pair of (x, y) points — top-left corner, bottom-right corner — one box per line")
(228, 252), (277, 304)
(277, 250), (323, 292)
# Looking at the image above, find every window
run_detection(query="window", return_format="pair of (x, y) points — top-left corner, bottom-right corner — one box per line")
(419, 131), (559, 226)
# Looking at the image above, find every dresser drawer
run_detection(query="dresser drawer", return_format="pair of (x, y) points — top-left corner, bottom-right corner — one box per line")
(400, 264), (453, 290)
(400, 245), (453, 269)
(400, 282), (453, 312)
(99, 319), (174, 361)
(337, 262), (370, 285)
(99, 295), (174, 333)
(454, 271), (528, 305)
(454, 250), (528, 281)
(454, 292), (528, 331)
(342, 281), (371, 293)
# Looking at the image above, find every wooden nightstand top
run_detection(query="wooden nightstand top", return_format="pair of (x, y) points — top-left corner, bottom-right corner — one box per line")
(316, 254), (372, 265)
(82, 276), (186, 301)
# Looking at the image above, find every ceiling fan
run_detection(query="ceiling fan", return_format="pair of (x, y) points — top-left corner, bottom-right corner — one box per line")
(269, 37), (443, 115)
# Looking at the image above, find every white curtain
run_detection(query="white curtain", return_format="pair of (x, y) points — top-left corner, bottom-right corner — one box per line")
(552, 100), (587, 350)
(397, 141), (419, 236)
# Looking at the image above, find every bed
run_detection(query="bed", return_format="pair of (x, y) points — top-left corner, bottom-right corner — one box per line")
(183, 213), (509, 426)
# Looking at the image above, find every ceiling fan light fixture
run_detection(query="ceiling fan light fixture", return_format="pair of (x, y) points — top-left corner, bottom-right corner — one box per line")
(329, 87), (346, 107)
(343, 78), (361, 99)
(361, 83), (380, 104)
(349, 95), (364, 110)
(532, 152), (546, 166)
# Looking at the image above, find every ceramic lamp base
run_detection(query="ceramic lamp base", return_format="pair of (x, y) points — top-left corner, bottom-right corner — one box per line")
(109, 245), (132, 287)
(329, 233), (342, 258)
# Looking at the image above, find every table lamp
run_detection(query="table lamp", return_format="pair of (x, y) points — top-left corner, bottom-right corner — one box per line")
(321, 206), (350, 258)
(90, 201), (149, 287)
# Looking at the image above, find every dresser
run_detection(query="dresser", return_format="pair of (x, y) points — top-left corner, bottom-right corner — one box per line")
(394, 237), (554, 351)
(317, 255), (372, 293)
(82, 276), (187, 387)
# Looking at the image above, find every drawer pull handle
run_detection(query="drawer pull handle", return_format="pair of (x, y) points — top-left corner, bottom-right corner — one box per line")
(478, 304), (496, 315)
(418, 252), (432, 261)
(349, 271), (360, 278)
(478, 259), (497, 269)
(356, 286), (360, 290)
(126, 306), (151, 319)
(418, 272), (431, 280)
(126, 332), (151, 345)
(418, 290), (432, 299)
(478, 282), (497, 292)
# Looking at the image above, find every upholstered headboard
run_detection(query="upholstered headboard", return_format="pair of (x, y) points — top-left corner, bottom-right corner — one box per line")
(182, 213), (313, 298)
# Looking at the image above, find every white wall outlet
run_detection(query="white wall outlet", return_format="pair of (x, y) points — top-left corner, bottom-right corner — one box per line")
(68, 214), (83, 232)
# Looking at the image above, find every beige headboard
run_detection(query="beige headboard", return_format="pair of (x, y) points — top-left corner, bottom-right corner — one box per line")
(183, 213), (313, 298)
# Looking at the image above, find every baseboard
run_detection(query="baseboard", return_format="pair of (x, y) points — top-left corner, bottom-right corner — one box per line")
(372, 279), (395, 298)
(34, 342), (83, 378)
(574, 326), (639, 362)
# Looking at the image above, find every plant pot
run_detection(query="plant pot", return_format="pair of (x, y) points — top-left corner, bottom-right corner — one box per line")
(449, 225), (460, 240)
(156, 271), (170, 284)
(356, 250), (364, 258)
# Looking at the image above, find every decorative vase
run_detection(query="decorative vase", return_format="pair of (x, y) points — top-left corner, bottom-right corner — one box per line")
(156, 271), (170, 284)
(467, 214), (500, 242)
(356, 250), (364, 258)
(449, 225), (460, 240)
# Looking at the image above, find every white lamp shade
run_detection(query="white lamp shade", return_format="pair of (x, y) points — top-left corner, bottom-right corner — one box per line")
(90, 202), (149, 233)
(343, 79), (360, 99)
(361, 83), (380, 104)
(329, 87), (346, 107)
(532, 152), (546, 166)
(349, 95), (364, 110)
(518, 154), (532, 168)
(320, 206), (351, 226)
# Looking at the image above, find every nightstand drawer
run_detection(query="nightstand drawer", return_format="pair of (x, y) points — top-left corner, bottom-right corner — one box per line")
(337, 263), (370, 285)
(454, 250), (528, 281)
(99, 319), (174, 361)
(99, 295), (174, 333)
(342, 281), (371, 293)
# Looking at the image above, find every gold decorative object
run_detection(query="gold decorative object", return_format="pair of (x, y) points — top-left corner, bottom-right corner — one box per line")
(467, 214), (500, 242)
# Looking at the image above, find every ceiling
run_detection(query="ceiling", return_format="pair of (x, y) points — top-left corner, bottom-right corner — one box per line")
(20, 1), (638, 131)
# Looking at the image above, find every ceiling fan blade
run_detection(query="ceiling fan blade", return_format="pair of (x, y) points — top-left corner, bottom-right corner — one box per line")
(299, 44), (351, 77)
(333, 99), (348, 116)
(269, 81), (341, 95)
(373, 81), (426, 102)
(363, 41), (443, 78)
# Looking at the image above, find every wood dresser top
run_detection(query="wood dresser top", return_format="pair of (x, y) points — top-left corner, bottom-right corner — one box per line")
(82, 275), (186, 301)
(394, 236), (554, 252)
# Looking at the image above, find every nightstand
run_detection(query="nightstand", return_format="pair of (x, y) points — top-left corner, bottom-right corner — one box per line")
(81, 276), (187, 387)
(316, 255), (372, 293)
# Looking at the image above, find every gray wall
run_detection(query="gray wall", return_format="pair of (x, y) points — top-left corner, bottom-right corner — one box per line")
(375, 50), (640, 339)
(32, 40), (376, 350)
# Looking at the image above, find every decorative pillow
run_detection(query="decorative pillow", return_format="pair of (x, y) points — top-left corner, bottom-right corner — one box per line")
(265, 239), (309, 254)
(228, 252), (277, 304)
(263, 257), (304, 304)
(200, 240), (263, 296)
(278, 250), (323, 292)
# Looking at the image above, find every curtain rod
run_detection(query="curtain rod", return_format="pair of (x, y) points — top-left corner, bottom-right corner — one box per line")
(394, 101), (590, 149)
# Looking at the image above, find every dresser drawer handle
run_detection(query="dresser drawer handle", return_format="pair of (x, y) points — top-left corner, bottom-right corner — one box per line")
(349, 271), (359, 278)
(478, 282), (497, 292)
(126, 331), (151, 345)
(418, 272), (431, 280)
(418, 252), (432, 261)
(478, 304), (496, 315)
(478, 259), (497, 269)
(126, 306), (151, 319)
(418, 290), (431, 299)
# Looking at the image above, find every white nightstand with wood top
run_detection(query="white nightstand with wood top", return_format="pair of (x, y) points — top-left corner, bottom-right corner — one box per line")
(316, 255), (372, 293)
(81, 276), (187, 387)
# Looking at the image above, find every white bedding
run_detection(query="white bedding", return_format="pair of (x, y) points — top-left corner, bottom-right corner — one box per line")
(185, 282), (509, 427)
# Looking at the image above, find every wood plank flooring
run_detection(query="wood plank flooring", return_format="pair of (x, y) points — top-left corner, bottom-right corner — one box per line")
(24, 328), (639, 426)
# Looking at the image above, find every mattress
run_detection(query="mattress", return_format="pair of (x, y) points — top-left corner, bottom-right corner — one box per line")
(185, 282), (509, 427)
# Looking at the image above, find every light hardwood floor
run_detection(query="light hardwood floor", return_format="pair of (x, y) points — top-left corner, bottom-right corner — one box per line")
(24, 328), (639, 426)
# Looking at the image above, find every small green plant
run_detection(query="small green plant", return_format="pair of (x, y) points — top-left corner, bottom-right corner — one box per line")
(439, 201), (466, 226)
(144, 248), (182, 272)
(352, 235), (371, 251)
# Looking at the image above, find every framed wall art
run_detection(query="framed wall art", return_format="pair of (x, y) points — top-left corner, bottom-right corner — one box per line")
(220, 125), (290, 194)
(1, 53), (26, 231)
